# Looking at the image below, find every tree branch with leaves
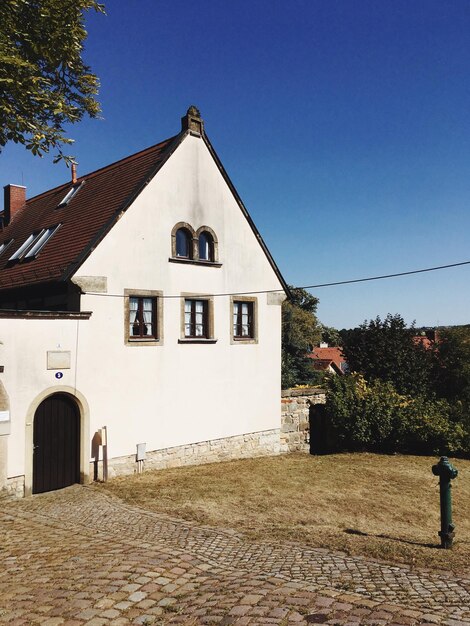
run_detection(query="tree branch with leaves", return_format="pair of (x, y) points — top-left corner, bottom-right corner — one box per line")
(282, 287), (322, 389)
(0, 0), (105, 164)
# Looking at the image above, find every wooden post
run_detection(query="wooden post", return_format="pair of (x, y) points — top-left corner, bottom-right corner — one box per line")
(101, 426), (108, 482)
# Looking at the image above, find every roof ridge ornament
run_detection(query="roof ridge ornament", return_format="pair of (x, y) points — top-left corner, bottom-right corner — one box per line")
(181, 105), (204, 136)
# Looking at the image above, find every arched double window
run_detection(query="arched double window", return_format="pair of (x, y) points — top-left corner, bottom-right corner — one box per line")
(171, 223), (219, 264)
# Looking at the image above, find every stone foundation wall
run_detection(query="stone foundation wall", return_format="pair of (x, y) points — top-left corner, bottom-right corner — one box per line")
(0, 475), (25, 500)
(281, 387), (326, 452)
(6, 390), (329, 497)
(92, 428), (284, 480)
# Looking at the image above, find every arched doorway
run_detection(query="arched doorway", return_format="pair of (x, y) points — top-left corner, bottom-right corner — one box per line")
(33, 393), (80, 494)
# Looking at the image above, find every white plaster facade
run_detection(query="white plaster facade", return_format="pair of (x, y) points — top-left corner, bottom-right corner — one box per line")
(0, 115), (287, 497)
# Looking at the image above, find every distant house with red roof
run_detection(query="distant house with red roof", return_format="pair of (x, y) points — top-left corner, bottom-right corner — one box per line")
(412, 330), (439, 350)
(307, 343), (348, 375)
(0, 107), (289, 498)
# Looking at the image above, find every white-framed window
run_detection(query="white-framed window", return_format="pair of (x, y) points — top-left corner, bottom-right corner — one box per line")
(8, 225), (61, 262)
(58, 182), (84, 207)
(0, 239), (14, 258)
(24, 225), (60, 258)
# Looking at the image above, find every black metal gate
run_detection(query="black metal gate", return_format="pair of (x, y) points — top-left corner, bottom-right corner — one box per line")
(33, 393), (80, 494)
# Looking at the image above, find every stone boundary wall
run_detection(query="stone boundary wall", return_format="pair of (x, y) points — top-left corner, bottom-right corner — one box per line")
(93, 427), (283, 480)
(281, 387), (326, 453)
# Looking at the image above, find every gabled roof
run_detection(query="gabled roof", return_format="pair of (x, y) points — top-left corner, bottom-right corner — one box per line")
(308, 346), (346, 371)
(0, 135), (179, 290)
(0, 110), (290, 297)
(309, 358), (343, 375)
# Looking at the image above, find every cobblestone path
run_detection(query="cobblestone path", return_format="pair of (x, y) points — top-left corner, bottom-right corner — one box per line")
(1, 485), (469, 625)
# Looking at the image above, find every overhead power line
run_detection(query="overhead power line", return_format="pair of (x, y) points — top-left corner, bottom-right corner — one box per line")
(83, 259), (470, 299)
(300, 260), (470, 291)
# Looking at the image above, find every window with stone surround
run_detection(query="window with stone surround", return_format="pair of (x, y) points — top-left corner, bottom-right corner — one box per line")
(231, 297), (258, 344)
(124, 289), (163, 346)
(185, 299), (207, 337)
(179, 294), (216, 343)
(196, 226), (218, 263)
(176, 227), (193, 258)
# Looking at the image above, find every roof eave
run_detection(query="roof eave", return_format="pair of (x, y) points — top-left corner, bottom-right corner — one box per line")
(60, 132), (187, 284)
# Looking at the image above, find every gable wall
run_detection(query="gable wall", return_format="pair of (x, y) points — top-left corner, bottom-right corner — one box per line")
(74, 134), (284, 457)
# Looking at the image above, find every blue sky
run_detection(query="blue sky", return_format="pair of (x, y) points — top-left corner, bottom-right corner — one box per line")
(2, 0), (470, 329)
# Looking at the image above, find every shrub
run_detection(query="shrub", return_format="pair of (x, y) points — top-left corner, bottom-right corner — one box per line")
(397, 396), (464, 455)
(324, 374), (394, 451)
(324, 374), (465, 455)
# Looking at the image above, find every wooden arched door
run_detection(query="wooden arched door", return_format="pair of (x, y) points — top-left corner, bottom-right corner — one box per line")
(33, 393), (80, 494)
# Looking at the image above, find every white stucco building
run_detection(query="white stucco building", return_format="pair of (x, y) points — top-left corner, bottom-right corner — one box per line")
(0, 107), (288, 498)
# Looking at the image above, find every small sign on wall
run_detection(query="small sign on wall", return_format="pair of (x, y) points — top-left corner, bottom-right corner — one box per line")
(47, 351), (71, 370)
(0, 410), (10, 423)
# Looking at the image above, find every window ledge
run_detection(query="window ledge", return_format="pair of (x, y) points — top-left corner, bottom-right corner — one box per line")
(127, 338), (162, 347)
(169, 257), (222, 268)
(232, 338), (258, 344)
(178, 338), (218, 344)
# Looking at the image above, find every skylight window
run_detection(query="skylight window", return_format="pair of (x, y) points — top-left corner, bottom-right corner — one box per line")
(8, 233), (37, 261)
(58, 182), (83, 207)
(0, 239), (14, 258)
(8, 225), (61, 262)
(25, 225), (60, 258)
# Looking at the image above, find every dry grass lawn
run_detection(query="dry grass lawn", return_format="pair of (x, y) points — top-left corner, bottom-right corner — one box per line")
(97, 453), (470, 574)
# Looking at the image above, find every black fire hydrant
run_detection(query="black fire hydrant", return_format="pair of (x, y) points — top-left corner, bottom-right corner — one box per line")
(432, 456), (458, 549)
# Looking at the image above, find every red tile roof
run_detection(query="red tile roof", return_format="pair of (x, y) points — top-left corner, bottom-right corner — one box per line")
(413, 336), (433, 349)
(307, 346), (346, 373)
(0, 135), (178, 290)
(309, 358), (344, 374)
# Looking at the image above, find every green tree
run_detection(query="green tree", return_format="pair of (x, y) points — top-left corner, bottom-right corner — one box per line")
(434, 326), (470, 451)
(281, 287), (322, 389)
(340, 314), (434, 397)
(0, 0), (104, 163)
(320, 325), (342, 347)
(434, 326), (470, 405)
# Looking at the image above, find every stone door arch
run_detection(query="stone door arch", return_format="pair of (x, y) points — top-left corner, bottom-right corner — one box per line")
(25, 385), (90, 496)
